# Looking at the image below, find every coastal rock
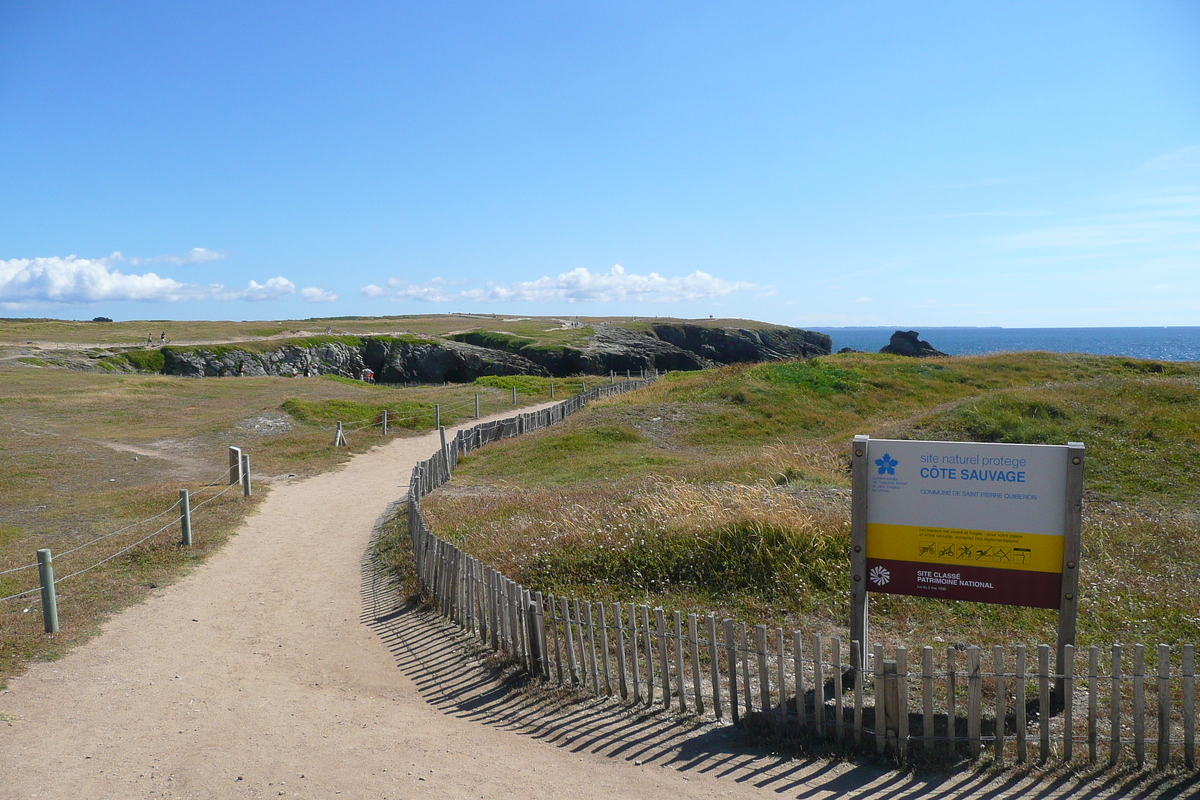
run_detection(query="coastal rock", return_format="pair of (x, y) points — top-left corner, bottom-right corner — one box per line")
(880, 330), (947, 358)
(649, 323), (831, 363)
(158, 320), (834, 381)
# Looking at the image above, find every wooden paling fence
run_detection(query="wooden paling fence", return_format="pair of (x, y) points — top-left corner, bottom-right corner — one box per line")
(404, 380), (1198, 770)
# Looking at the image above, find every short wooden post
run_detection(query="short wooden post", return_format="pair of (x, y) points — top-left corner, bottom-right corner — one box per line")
(1064, 644), (1076, 763)
(562, 597), (578, 684)
(690, 614), (704, 714)
(381, 409), (388, 436)
(37, 549), (58, 634)
(334, 421), (346, 447)
(549, 594), (563, 683)
(813, 634), (825, 739)
(874, 644), (886, 754)
(1134, 644), (1146, 767)
(642, 605), (654, 706)
(512, 386), (517, 404)
(1088, 645), (1099, 764)
(897, 647), (909, 760)
(474, 393), (480, 419)
(1016, 645), (1028, 763)
(439, 426), (448, 467)
(883, 659), (899, 753)
(1111, 644), (1123, 767)
(241, 454), (251, 498)
(724, 618), (738, 725)
(833, 636), (844, 740)
(740, 622), (752, 717)
(526, 594), (544, 678)
(795, 631), (807, 733)
(585, 600), (599, 691)
(228, 445), (242, 483)
(550, 383), (555, 398)
(1185, 644), (1196, 770)
(922, 647), (934, 754)
(776, 627), (787, 727)
(1158, 644), (1171, 769)
(1039, 644), (1051, 763)
(756, 624), (770, 716)
(614, 603), (628, 700)
(948, 647), (958, 755)
(435, 404), (441, 429)
(708, 614), (722, 720)
(675, 611), (687, 712)
(599, 602), (613, 696)
(852, 640), (863, 742)
(610, 370), (615, 385)
(179, 488), (192, 546)
(656, 607), (670, 709)
(994, 646), (1005, 764)
(630, 603), (641, 703)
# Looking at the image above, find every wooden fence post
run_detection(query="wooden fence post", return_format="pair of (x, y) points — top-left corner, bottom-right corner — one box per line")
(724, 618), (738, 725)
(689, 613), (704, 714)
(615, 602), (628, 700)
(474, 393), (480, 419)
(228, 445), (242, 483)
(630, 603), (641, 703)
(656, 607), (670, 709)
(675, 611), (687, 712)
(36, 548), (58, 634)
(708, 614), (722, 720)
(179, 488), (192, 546)
(382, 409), (388, 436)
(1158, 644), (1172, 770)
(1016, 644), (1027, 763)
(333, 421), (346, 447)
(241, 454), (252, 498)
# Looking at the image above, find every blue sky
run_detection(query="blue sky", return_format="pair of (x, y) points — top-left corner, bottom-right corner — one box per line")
(2, 2), (1198, 327)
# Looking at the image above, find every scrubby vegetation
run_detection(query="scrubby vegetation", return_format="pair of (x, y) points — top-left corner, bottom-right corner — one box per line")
(422, 352), (1200, 650)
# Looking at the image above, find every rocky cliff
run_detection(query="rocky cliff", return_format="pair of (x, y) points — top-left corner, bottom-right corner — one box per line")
(158, 321), (832, 382)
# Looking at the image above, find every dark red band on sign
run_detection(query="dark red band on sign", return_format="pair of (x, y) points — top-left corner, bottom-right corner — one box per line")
(865, 558), (1061, 609)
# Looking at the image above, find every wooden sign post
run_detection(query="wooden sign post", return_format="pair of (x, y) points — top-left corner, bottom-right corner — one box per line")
(850, 435), (1084, 704)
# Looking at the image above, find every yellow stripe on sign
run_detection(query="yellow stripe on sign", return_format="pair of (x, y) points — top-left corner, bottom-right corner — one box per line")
(867, 523), (1064, 574)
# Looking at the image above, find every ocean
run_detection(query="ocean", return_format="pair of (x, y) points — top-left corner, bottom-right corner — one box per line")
(810, 327), (1200, 362)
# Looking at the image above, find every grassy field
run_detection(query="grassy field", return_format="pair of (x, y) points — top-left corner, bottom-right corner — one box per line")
(0, 313), (771, 351)
(420, 351), (1200, 652)
(0, 354), (594, 686)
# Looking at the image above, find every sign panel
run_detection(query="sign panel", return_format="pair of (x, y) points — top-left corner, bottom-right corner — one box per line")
(864, 438), (1069, 608)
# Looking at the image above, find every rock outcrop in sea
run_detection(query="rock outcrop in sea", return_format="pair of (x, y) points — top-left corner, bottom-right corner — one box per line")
(880, 330), (948, 358)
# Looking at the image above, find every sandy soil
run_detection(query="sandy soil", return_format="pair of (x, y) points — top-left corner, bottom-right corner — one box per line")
(0, 411), (1175, 799)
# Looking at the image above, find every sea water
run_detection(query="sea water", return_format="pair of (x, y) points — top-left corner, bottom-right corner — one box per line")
(810, 327), (1200, 362)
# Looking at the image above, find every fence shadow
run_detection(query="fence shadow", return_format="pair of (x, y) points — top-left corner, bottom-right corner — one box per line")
(359, 544), (1200, 800)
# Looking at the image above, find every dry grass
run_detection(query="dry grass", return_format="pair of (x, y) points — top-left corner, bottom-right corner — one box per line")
(0, 361), (560, 685)
(424, 351), (1200, 653)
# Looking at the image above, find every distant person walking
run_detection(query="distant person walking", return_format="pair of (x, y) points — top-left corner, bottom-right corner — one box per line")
(361, 368), (375, 384)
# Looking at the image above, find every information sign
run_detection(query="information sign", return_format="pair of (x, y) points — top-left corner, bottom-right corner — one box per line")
(864, 438), (1068, 608)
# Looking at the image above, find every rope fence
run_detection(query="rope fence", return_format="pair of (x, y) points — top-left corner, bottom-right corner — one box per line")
(403, 376), (1200, 772)
(0, 446), (255, 628)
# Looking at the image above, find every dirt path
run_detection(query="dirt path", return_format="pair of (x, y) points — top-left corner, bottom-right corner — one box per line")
(0, 412), (1168, 799)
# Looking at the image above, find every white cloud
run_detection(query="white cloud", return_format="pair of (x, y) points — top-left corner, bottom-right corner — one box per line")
(128, 247), (229, 266)
(0, 252), (301, 306)
(231, 276), (296, 301)
(300, 287), (338, 303)
(362, 264), (765, 304)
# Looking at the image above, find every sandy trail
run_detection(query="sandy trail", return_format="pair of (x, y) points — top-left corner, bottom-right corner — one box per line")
(0, 411), (1157, 799)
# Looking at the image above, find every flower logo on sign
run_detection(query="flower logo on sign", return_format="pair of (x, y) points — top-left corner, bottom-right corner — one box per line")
(874, 453), (898, 475)
(869, 566), (891, 586)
